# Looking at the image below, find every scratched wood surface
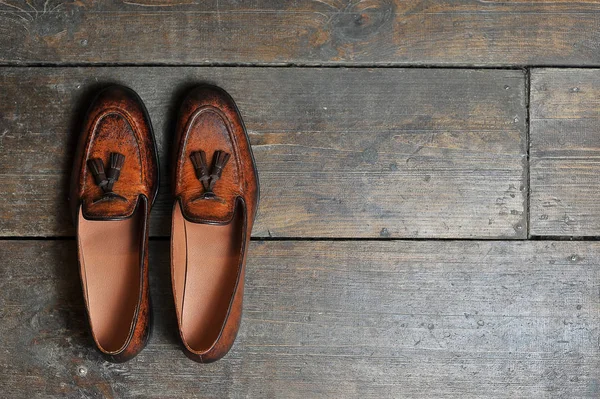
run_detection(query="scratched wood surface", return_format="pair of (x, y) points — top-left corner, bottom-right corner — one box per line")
(1, 1), (600, 66)
(1, 0), (599, 396)
(0, 67), (527, 238)
(1, 240), (598, 398)
(530, 69), (600, 237)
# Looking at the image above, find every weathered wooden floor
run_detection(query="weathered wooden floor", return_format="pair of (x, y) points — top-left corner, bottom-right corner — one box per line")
(1, 1), (599, 398)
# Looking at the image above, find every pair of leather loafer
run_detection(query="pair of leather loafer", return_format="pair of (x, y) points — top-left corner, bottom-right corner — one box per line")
(70, 85), (259, 363)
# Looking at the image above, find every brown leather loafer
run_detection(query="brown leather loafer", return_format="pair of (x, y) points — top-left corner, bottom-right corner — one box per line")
(171, 86), (259, 363)
(70, 85), (159, 362)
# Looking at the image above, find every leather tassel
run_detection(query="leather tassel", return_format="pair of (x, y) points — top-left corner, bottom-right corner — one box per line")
(87, 158), (108, 190)
(190, 151), (211, 191)
(209, 150), (230, 190)
(106, 152), (125, 191)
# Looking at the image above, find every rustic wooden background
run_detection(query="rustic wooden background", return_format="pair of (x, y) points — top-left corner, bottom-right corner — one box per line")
(0, 1), (599, 398)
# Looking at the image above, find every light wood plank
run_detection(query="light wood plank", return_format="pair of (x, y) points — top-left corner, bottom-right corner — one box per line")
(530, 68), (600, 236)
(0, 240), (598, 398)
(0, 67), (527, 238)
(1, 1), (599, 66)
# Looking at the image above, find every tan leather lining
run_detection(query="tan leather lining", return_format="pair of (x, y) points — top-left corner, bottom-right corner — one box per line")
(171, 200), (243, 353)
(77, 206), (142, 353)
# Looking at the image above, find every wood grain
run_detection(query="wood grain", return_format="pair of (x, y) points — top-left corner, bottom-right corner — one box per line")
(0, 67), (527, 238)
(0, 1), (599, 66)
(0, 239), (598, 398)
(530, 69), (600, 236)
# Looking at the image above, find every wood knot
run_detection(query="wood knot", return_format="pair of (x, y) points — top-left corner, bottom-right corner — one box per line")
(332, 1), (395, 41)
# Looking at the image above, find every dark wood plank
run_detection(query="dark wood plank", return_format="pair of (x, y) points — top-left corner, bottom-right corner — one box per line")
(530, 69), (600, 237)
(1, 239), (598, 398)
(0, 67), (527, 238)
(1, 1), (599, 66)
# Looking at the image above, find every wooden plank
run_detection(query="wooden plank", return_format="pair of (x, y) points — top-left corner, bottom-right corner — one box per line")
(0, 67), (527, 238)
(530, 69), (600, 237)
(0, 1), (599, 66)
(0, 239), (598, 398)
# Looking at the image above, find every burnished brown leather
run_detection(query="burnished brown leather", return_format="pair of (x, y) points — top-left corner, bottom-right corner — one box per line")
(70, 85), (158, 362)
(171, 85), (259, 363)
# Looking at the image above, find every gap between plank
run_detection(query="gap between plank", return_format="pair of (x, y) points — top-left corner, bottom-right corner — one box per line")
(2, 62), (599, 69)
(2, 236), (600, 242)
(524, 68), (531, 239)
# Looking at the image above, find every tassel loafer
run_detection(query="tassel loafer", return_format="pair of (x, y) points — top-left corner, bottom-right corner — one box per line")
(171, 85), (259, 363)
(70, 85), (159, 362)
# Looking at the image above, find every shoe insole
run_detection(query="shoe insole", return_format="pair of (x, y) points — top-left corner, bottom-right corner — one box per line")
(77, 208), (141, 353)
(172, 201), (243, 353)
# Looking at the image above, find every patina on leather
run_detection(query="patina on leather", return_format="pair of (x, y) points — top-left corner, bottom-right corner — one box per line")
(171, 85), (259, 363)
(70, 85), (158, 363)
